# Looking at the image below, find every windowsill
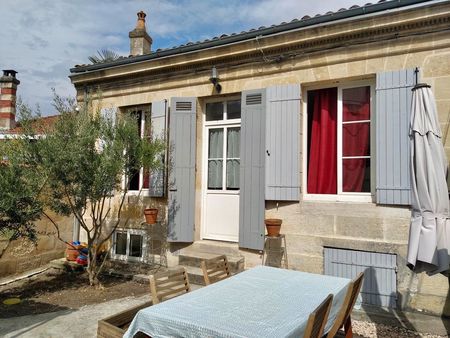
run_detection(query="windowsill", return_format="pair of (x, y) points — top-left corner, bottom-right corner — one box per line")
(126, 189), (163, 197)
(109, 254), (146, 263)
(206, 190), (240, 195)
(303, 193), (374, 203)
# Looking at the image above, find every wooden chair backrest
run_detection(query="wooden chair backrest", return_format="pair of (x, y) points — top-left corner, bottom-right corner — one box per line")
(303, 294), (333, 338)
(201, 255), (231, 286)
(149, 267), (191, 304)
(326, 272), (364, 338)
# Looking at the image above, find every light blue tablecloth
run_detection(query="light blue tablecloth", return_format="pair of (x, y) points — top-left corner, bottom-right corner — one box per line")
(123, 266), (351, 338)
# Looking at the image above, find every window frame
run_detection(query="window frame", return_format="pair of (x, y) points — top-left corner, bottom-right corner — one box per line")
(202, 96), (242, 196)
(120, 104), (153, 196)
(302, 80), (376, 203)
(110, 228), (147, 262)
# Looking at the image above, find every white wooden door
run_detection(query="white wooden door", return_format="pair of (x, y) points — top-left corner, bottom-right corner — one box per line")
(202, 99), (241, 242)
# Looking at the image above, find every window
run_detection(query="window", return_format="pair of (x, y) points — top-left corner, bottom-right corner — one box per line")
(205, 99), (241, 191)
(123, 103), (167, 195)
(111, 229), (147, 262)
(306, 83), (373, 200)
(124, 105), (151, 191)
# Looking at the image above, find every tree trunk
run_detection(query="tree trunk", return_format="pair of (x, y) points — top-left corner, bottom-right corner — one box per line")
(87, 246), (101, 287)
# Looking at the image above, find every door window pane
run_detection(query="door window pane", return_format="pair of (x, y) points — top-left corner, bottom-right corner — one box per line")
(343, 158), (371, 192)
(227, 100), (241, 120)
(129, 234), (143, 257)
(206, 102), (223, 121)
(226, 127), (240, 190)
(115, 232), (127, 255)
(343, 122), (370, 156)
(208, 128), (223, 189)
(343, 87), (370, 122)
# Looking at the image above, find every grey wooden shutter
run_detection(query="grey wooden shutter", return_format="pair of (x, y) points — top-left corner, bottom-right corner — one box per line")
(149, 100), (167, 197)
(324, 248), (397, 308)
(239, 89), (266, 250)
(168, 97), (196, 242)
(265, 84), (300, 201)
(376, 69), (414, 205)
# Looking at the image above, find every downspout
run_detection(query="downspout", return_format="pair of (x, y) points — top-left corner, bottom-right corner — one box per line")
(72, 216), (80, 242)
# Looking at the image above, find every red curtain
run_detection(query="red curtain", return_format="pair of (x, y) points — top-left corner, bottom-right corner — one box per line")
(307, 88), (337, 194)
(342, 87), (370, 192)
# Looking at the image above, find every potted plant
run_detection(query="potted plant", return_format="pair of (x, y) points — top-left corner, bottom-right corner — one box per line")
(264, 218), (282, 237)
(144, 208), (158, 224)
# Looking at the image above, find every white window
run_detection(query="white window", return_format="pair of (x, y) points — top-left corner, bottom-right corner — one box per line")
(204, 99), (241, 192)
(111, 229), (147, 262)
(304, 82), (374, 202)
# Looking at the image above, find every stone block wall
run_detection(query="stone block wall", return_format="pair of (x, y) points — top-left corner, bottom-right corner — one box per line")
(0, 212), (72, 278)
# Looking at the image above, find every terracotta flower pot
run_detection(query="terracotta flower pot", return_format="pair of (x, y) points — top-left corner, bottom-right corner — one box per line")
(265, 218), (282, 237)
(144, 208), (158, 224)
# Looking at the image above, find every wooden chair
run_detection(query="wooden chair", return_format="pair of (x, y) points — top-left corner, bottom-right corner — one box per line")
(326, 272), (364, 338)
(303, 294), (334, 338)
(149, 267), (191, 304)
(201, 255), (231, 285)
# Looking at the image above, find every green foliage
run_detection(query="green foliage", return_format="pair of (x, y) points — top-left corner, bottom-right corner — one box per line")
(0, 157), (43, 242)
(88, 49), (121, 64)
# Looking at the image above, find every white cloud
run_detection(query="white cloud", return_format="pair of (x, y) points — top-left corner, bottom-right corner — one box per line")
(0, 0), (371, 116)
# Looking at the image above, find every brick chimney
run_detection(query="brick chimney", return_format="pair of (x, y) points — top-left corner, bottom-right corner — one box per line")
(0, 70), (19, 130)
(129, 11), (152, 56)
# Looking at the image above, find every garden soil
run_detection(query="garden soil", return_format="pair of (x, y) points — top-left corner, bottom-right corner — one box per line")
(0, 268), (148, 318)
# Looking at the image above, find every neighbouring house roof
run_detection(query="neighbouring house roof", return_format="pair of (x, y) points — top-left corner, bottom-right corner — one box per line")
(70, 0), (434, 74)
(0, 115), (59, 137)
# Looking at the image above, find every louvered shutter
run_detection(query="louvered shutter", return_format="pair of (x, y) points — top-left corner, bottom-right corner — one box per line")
(376, 69), (415, 205)
(168, 97), (196, 242)
(239, 89), (266, 250)
(265, 84), (301, 200)
(149, 100), (167, 197)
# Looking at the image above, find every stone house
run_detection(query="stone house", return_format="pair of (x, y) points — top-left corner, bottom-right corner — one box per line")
(0, 70), (72, 277)
(69, 0), (450, 318)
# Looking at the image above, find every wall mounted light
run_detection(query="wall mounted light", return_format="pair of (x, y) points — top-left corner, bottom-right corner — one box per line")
(209, 66), (222, 93)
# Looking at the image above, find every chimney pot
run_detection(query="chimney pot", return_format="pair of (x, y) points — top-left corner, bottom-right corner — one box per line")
(3, 70), (18, 78)
(129, 11), (152, 56)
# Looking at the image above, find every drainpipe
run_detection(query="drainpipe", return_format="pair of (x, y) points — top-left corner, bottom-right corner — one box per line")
(72, 216), (80, 242)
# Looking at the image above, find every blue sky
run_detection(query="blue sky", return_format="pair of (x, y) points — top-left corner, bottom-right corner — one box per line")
(1, 0), (371, 116)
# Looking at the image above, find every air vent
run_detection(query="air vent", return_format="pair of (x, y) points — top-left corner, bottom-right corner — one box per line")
(246, 93), (262, 105)
(175, 101), (192, 111)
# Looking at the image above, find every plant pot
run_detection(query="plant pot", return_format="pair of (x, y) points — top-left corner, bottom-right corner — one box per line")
(66, 248), (79, 261)
(66, 243), (81, 261)
(265, 218), (282, 237)
(144, 208), (158, 224)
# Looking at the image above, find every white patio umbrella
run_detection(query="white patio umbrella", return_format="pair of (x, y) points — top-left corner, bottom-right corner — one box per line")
(407, 84), (450, 275)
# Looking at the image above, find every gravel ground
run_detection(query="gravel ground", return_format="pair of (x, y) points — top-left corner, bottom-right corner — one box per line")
(353, 320), (447, 338)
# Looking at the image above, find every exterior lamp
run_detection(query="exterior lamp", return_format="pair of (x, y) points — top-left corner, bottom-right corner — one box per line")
(209, 66), (222, 93)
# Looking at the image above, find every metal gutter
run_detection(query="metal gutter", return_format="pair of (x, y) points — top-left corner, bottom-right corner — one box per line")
(70, 0), (436, 74)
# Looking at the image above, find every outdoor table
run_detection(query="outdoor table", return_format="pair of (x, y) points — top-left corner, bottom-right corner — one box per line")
(123, 266), (351, 338)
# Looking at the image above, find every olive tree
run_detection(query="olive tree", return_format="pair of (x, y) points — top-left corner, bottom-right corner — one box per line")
(5, 94), (164, 286)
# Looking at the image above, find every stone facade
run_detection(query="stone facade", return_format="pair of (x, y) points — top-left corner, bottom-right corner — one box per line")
(70, 2), (450, 316)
